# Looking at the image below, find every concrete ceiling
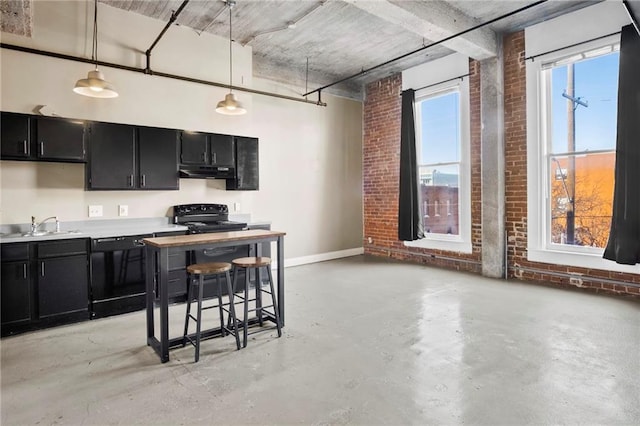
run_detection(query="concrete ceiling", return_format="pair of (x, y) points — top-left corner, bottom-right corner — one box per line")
(22, 0), (635, 99)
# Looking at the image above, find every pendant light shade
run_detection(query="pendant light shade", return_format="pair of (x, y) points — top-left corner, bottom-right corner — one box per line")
(73, 69), (118, 98)
(74, 0), (118, 98)
(216, 93), (246, 115)
(216, 0), (246, 115)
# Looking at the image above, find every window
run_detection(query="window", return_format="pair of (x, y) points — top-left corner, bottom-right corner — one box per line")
(525, 34), (638, 272)
(405, 78), (471, 253)
(545, 46), (619, 250)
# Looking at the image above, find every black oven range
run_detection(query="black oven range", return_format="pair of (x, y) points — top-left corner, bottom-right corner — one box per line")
(172, 203), (247, 234)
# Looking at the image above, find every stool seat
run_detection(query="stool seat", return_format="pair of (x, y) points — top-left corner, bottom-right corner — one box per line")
(232, 256), (272, 268)
(187, 262), (232, 275)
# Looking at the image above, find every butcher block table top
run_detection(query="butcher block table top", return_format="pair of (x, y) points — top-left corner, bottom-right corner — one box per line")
(143, 229), (286, 248)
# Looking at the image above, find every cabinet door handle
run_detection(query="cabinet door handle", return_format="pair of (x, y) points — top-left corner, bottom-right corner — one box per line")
(201, 152), (206, 162)
(23, 263), (27, 279)
(141, 175), (146, 187)
(213, 152), (217, 164)
(41, 262), (45, 277)
(128, 174), (134, 187)
(23, 140), (28, 155)
(39, 142), (44, 156)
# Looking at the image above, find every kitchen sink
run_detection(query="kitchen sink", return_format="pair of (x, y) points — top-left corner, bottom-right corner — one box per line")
(21, 230), (83, 237)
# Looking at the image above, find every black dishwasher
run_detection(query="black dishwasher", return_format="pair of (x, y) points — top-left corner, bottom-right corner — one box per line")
(90, 234), (151, 318)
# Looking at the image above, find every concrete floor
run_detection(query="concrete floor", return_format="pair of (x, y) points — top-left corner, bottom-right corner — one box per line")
(1, 255), (639, 425)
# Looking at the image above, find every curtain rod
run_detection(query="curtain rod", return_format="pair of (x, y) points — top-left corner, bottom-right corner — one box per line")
(525, 31), (622, 62)
(303, 0), (549, 97)
(405, 73), (470, 94)
(0, 43), (327, 107)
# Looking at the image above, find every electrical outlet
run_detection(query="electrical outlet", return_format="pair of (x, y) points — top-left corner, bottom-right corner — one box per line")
(88, 205), (103, 217)
(119, 205), (129, 217)
(234, 202), (241, 212)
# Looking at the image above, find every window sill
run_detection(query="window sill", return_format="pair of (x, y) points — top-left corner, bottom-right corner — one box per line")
(527, 248), (640, 274)
(404, 237), (472, 254)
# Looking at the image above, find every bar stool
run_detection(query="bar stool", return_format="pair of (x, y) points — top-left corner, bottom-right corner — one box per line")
(183, 262), (241, 362)
(230, 256), (282, 347)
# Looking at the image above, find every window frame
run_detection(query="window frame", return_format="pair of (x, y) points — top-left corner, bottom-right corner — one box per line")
(526, 34), (639, 273)
(404, 78), (472, 254)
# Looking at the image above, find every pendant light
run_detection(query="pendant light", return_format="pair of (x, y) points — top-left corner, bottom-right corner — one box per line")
(73, 0), (118, 98)
(216, 0), (246, 115)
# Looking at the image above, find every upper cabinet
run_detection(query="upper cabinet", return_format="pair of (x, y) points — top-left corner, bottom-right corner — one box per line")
(1, 111), (256, 191)
(179, 131), (234, 167)
(179, 131), (208, 165)
(87, 122), (136, 190)
(1, 112), (86, 162)
(87, 123), (178, 191)
(138, 126), (179, 190)
(227, 137), (259, 191)
(1, 112), (31, 159)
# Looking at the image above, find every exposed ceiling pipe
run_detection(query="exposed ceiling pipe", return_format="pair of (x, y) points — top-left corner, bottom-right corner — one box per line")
(241, 0), (327, 46)
(0, 42), (327, 107)
(195, 2), (228, 35)
(303, 0), (549, 97)
(145, 0), (190, 74)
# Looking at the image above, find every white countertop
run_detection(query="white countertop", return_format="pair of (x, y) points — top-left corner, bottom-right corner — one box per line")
(0, 216), (270, 244)
(0, 218), (188, 244)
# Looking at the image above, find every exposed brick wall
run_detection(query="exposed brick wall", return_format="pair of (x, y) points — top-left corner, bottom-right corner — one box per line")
(363, 61), (482, 273)
(503, 31), (639, 297)
(362, 34), (639, 298)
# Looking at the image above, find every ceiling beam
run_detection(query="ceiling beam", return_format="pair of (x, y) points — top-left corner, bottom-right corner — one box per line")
(343, 0), (497, 60)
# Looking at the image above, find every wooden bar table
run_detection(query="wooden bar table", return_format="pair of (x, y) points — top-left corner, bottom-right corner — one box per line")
(143, 230), (286, 363)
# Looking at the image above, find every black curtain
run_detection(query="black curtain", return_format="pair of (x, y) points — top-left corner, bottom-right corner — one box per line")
(398, 89), (423, 241)
(603, 25), (640, 265)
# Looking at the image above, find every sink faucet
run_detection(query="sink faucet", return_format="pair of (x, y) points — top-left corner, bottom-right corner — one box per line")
(31, 216), (60, 233)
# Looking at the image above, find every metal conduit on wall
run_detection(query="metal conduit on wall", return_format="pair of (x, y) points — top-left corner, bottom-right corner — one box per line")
(0, 43), (327, 107)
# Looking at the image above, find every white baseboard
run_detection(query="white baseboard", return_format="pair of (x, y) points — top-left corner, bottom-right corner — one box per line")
(271, 247), (364, 269)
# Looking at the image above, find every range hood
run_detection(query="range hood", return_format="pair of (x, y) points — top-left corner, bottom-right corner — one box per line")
(179, 165), (235, 179)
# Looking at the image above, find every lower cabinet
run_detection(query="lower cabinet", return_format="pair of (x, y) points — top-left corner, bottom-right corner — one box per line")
(1, 239), (90, 336)
(1, 260), (31, 325)
(38, 254), (89, 318)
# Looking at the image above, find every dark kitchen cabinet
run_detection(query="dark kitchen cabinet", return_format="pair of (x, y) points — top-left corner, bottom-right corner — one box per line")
(87, 123), (178, 190)
(180, 131), (208, 165)
(87, 122), (136, 189)
(210, 134), (234, 167)
(1, 239), (90, 336)
(36, 116), (86, 162)
(0, 112), (31, 159)
(36, 239), (89, 319)
(138, 126), (179, 190)
(227, 137), (259, 190)
(1, 112), (86, 162)
(1, 243), (31, 327)
(180, 131), (234, 167)
(38, 255), (89, 318)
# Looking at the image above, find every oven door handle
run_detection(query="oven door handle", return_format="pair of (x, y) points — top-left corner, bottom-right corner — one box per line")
(95, 237), (126, 243)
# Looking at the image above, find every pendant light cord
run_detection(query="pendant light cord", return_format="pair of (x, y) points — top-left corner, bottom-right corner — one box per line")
(92, 0), (98, 69)
(228, 5), (233, 92)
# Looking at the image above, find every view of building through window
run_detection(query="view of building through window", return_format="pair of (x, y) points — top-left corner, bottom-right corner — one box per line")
(416, 89), (461, 235)
(547, 47), (619, 248)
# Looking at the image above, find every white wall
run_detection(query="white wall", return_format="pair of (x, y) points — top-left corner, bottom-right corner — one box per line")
(0, 1), (364, 259)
